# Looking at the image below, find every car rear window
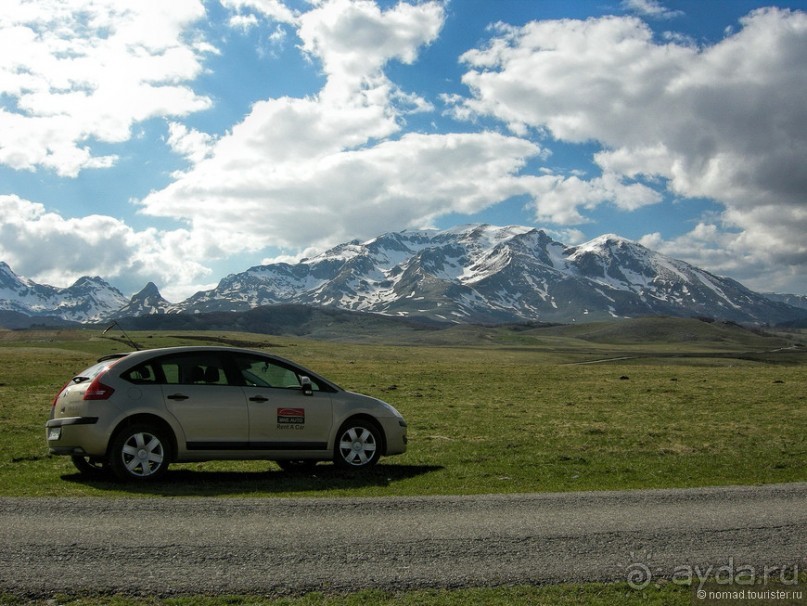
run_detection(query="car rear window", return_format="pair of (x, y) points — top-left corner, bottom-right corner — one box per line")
(73, 360), (117, 384)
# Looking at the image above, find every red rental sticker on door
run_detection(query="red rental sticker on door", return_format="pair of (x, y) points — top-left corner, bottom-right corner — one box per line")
(277, 407), (305, 424)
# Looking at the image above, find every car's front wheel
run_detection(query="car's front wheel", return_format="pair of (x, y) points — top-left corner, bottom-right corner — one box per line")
(334, 419), (382, 469)
(108, 424), (170, 481)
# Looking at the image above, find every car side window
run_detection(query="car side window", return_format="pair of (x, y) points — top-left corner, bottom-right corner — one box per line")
(233, 354), (319, 391)
(161, 361), (180, 384)
(150, 353), (231, 386)
(121, 362), (160, 384)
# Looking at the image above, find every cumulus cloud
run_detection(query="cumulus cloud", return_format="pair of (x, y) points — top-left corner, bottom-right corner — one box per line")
(166, 122), (215, 165)
(639, 221), (806, 295)
(0, 0), (213, 177)
(298, 0), (443, 100)
(139, 0), (546, 256)
(0, 195), (211, 300)
(457, 7), (807, 291)
(148, 130), (540, 253)
(524, 173), (661, 225)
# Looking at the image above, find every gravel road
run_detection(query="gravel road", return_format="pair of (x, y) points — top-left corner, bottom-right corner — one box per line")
(1, 483), (805, 598)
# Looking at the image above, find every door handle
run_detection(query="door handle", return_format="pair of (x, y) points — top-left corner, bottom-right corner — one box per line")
(249, 395), (269, 403)
(167, 393), (189, 401)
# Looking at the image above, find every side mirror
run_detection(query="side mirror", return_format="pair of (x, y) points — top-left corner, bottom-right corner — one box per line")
(300, 376), (313, 396)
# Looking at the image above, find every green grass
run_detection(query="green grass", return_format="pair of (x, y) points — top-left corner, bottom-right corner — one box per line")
(1, 324), (806, 605)
(4, 574), (805, 606)
(0, 326), (805, 497)
(0, 581), (694, 606)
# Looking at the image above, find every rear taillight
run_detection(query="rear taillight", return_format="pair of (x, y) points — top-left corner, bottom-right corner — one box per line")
(51, 381), (70, 409)
(83, 375), (115, 400)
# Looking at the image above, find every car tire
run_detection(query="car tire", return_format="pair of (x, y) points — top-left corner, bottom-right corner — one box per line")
(334, 419), (382, 469)
(71, 455), (109, 477)
(108, 424), (170, 482)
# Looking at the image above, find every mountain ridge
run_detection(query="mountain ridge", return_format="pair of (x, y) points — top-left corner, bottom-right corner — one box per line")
(0, 261), (128, 323)
(2, 225), (806, 327)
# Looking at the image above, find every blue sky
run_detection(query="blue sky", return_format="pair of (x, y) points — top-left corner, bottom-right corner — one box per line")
(1, 0), (806, 301)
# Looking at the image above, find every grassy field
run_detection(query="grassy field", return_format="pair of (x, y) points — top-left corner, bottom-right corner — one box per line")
(0, 320), (805, 604)
(0, 322), (805, 497)
(0, 582), (697, 606)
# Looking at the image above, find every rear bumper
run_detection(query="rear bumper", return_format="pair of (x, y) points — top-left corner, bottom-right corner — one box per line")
(45, 417), (106, 456)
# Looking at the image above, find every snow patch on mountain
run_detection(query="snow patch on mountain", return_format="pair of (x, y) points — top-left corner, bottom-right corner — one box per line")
(0, 262), (128, 323)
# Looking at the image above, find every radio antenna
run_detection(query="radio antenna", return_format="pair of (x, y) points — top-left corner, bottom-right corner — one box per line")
(102, 320), (140, 351)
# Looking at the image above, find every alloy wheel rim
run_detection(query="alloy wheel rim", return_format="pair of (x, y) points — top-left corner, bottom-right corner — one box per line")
(121, 432), (164, 477)
(339, 427), (377, 466)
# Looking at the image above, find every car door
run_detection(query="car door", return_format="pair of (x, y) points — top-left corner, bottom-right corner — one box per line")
(230, 352), (333, 451)
(156, 352), (250, 450)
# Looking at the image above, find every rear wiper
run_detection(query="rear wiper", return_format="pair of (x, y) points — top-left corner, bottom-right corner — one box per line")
(72, 376), (90, 384)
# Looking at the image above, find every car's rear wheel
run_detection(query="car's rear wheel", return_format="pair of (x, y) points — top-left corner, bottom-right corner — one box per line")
(71, 455), (109, 477)
(334, 419), (381, 469)
(108, 424), (169, 481)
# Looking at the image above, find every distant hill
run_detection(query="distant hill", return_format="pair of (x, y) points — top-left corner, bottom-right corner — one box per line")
(0, 309), (78, 329)
(529, 316), (790, 347)
(89, 314), (804, 363)
(112, 304), (449, 341)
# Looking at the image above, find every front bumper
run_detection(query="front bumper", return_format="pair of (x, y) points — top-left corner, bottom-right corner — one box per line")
(380, 417), (408, 456)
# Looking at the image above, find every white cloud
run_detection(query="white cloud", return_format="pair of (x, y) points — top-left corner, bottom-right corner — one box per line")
(143, 126), (542, 256)
(526, 172), (661, 225)
(0, 0), (213, 176)
(0, 195), (211, 300)
(140, 0), (545, 257)
(228, 13), (260, 31)
(298, 0), (444, 104)
(639, 221), (806, 295)
(219, 0), (298, 25)
(457, 7), (807, 292)
(166, 122), (215, 165)
(620, 0), (682, 20)
(547, 228), (587, 246)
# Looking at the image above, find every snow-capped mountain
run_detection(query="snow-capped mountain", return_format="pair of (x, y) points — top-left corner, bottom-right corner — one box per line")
(0, 262), (129, 323)
(168, 225), (802, 325)
(2, 225), (805, 326)
(112, 282), (170, 318)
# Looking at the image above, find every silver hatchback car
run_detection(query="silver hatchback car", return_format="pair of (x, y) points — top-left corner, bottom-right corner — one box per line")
(46, 346), (407, 481)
